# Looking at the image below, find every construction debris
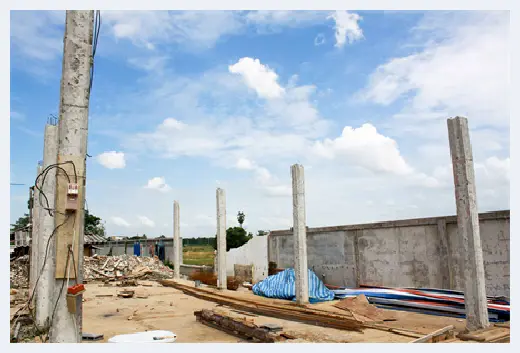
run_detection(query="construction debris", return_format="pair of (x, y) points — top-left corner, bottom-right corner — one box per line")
(410, 325), (455, 343)
(82, 333), (104, 341)
(84, 254), (174, 282)
(456, 324), (510, 343)
(10, 255), (29, 289)
(189, 270), (240, 290)
(334, 294), (396, 323)
(194, 309), (291, 343)
(117, 290), (135, 298)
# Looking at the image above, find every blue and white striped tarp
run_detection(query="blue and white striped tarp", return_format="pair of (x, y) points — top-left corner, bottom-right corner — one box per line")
(252, 268), (335, 303)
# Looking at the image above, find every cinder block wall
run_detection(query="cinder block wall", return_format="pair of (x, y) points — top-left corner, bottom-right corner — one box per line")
(268, 211), (510, 297)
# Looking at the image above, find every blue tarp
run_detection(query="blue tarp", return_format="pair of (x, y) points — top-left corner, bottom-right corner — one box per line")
(252, 268), (335, 303)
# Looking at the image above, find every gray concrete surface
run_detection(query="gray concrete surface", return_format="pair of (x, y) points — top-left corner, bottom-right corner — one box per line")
(291, 164), (309, 304)
(36, 123), (59, 329)
(448, 116), (489, 330)
(269, 210), (510, 297)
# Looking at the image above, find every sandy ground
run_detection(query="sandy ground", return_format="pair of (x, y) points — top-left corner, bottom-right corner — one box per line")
(81, 281), (469, 343)
(82, 282), (240, 343)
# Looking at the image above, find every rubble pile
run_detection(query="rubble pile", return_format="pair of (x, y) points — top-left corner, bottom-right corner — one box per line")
(10, 255), (29, 289)
(84, 254), (174, 281)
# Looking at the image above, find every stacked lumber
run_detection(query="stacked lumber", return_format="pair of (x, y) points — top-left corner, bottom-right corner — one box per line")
(194, 309), (288, 342)
(161, 279), (365, 332)
(84, 254), (173, 281)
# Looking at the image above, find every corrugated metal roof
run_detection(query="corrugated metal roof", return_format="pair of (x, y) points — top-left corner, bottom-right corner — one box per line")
(84, 233), (108, 244)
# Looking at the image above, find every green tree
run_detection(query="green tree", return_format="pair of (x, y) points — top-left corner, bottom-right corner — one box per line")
(237, 211), (245, 228)
(10, 213), (30, 232)
(212, 227), (252, 252)
(257, 230), (269, 236)
(84, 209), (105, 237)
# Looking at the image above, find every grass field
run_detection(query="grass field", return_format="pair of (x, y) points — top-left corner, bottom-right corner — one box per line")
(182, 245), (215, 266)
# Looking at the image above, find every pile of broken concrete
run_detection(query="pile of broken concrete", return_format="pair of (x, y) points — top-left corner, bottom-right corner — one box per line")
(10, 255), (29, 289)
(84, 254), (174, 282)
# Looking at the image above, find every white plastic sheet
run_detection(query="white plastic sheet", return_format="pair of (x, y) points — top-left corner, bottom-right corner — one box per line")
(108, 330), (177, 343)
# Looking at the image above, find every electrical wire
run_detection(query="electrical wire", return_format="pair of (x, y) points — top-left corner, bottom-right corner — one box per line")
(10, 214), (73, 334)
(47, 215), (77, 340)
(89, 10), (101, 94)
(33, 161), (77, 217)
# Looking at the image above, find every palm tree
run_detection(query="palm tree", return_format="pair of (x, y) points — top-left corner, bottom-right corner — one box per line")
(237, 211), (245, 228)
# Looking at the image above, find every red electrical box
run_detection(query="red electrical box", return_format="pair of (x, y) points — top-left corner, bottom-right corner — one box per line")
(67, 284), (85, 296)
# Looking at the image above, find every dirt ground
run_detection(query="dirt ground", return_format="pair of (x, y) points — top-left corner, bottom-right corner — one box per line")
(81, 280), (469, 343)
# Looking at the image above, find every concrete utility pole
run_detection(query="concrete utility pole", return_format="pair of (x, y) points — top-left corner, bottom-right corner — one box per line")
(29, 164), (43, 307)
(447, 116), (489, 331)
(291, 164), (309, 305)
(36, 123), (59, 329)
(216, 188), (227, 290)
(173, 201), (181, 280)
(50, 11), (94, 343)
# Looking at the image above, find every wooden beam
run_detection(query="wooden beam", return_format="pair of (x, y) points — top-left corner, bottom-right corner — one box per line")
(410, 325), (455, 343)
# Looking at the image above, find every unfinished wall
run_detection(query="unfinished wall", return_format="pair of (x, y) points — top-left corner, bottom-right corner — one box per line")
(94, 239), (174, 263)
(226, 235), (268, 283)
(268, 211), (510, 297)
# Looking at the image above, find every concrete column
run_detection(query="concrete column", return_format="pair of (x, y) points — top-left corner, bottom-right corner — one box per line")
(216, 188), (227, 289)
(180, 237), (183, 264)
(50, 10), (94, 343)
(36, 124), (59, 329)
(447, 116), (489, 331)
(173, 201), (181, 280)
(29, 164), (43, 307)
(291, 164), (309, 304)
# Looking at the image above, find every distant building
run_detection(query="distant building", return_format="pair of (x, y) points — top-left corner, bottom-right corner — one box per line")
(109, 236), (124, 241)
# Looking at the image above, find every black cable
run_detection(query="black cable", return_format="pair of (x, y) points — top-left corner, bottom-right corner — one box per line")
(22, 215), (72, 312)
(49, 248), (71, 336)
(89, 10), (101, 94)
(48, 215), (77, 339)
(10, 214), (73, 336)
(33, 161), (78, 217)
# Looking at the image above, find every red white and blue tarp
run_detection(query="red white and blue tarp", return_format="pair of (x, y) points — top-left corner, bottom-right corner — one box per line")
(252, 268), (335, 303)
(332, 285), (510, 322)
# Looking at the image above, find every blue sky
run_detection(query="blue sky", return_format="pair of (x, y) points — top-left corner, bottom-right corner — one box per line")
(10, 10), (510, 238)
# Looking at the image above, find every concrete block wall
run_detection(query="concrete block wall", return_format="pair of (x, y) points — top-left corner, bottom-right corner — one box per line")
(226, 235), (268, 283)
(268, 211), (510, 297)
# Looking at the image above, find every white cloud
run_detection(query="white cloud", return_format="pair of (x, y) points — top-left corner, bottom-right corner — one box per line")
(312, 123), (414, 176)
(97, 151), (126, 169)
(127, 56), (168, 72)
(10, 11), (65, 61)
(103, 11), (244, 50)
(144, 177), (171, 192)
(246, 11), (326, 32)
(138, 215), (155, 227)
(234, 158), (291, 197)
(236, 157), (255, 170)
(229, 57), (285, 99)
(359, 12), (508, 129)
(327, 11), (364, 48)
(314, 33), (326, 46)
(111, 216), (130, 227)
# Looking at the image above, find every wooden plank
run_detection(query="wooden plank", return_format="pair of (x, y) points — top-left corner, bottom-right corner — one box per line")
(161, 280), (364, 332)
(457, 326), (510, 342)
(54, 155), (85, 279)
(410, 325), (455, 343)
(195, 309), (277, 342)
